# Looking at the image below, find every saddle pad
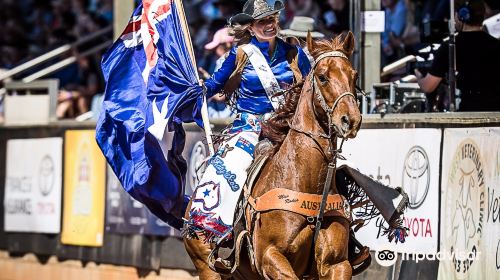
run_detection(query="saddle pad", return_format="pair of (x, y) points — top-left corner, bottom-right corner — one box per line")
(252, 188), (351, 220)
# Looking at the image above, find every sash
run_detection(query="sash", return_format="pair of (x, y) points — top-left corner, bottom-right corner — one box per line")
(241, 44), (283, 111)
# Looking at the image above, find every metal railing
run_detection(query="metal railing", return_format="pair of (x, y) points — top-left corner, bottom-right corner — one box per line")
(0, 26), (112, 83)
(0, 26), (113, 123)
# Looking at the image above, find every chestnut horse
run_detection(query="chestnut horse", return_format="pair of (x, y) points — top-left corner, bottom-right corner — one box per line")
(184, 32), (362, 279)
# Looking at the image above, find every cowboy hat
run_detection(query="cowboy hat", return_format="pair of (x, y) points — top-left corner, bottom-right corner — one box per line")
(229, 0), (284, 26)
(280, 16), (325, 39)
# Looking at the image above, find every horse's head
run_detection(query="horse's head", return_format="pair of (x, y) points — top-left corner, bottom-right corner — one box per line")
(306, 31), (362, 138)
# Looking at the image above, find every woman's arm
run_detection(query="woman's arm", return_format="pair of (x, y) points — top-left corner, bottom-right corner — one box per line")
(204, 47), (238, 98)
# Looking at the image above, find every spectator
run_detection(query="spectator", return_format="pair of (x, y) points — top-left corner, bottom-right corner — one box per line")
(323, 0), (350, 35)
(415, 0), (500, 111)
(56, 55), (101, 118)
(421, 0), (450, 23)
(485, 0), (500, 18)
(213, 0), (241, 18)
(286, 0), (322, 21)
(381, 0), (408, 66)
(280, 16), (325, 64)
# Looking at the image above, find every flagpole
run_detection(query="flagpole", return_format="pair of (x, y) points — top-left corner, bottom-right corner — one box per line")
(174, 0), (215, 156)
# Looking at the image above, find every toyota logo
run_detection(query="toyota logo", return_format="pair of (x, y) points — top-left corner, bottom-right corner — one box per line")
(38, 155), (55, 196)
(402, 146), (430, 209)
(188, 141), (207, 192)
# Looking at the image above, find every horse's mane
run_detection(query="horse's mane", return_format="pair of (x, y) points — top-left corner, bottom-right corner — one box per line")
(260, 35), (349, 153)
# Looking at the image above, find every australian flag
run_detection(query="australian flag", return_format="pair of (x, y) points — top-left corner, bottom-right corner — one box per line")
(96, 0), (204, 230)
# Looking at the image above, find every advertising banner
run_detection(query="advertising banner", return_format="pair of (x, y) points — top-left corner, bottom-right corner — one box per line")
(341, 128), (441, 254)
(438, 128), (500, 280)
(4, 138), (62, 233)
(61, 130), (106, 247)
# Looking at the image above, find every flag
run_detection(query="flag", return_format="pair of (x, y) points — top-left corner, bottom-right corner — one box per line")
(96, 0), (204, 230)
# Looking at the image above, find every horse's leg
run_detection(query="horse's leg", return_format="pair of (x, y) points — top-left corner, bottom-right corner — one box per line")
(261, 246), (299, 280)
(183, 197), (221, 280)
(315, 217), (352, 280)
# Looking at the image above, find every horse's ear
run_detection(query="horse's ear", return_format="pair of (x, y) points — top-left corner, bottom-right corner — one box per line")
(306, 31), (314, 53)
(341, 31), (355, 57)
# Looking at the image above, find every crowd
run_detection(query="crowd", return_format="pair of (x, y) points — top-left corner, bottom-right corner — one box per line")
(0, 0), (112, 120)
(381, 0), (499, 70)
(0, 0), (111, 71)
(1, 0), (499, 121)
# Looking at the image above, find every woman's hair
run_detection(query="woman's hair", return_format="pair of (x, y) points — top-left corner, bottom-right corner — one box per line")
(228, 14), (281, 45)
(228, 22), (253, 45)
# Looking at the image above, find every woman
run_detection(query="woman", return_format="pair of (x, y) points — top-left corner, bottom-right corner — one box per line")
(187, 0), (311, 243)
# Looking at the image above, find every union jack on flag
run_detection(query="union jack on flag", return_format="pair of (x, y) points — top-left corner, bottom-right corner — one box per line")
(96, 0), (204, 229)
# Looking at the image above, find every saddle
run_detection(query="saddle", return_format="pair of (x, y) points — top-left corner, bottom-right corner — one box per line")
(208, 139), (372, 276)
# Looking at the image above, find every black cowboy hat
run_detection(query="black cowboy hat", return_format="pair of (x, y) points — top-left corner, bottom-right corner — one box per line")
(229, 0), (284, 26)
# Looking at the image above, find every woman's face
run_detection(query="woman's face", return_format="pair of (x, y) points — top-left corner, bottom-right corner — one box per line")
(250, 14), (279, 41)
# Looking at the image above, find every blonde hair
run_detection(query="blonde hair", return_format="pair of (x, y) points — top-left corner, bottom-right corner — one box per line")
(228, 13), (282, 45)
(228, 23), (253, 45)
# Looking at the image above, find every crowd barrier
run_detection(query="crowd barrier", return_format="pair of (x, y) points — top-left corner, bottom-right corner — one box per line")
(0, 112), (499, 279)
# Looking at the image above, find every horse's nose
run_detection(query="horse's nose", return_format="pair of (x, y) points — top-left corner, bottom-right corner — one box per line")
(341, 115), (351, 132)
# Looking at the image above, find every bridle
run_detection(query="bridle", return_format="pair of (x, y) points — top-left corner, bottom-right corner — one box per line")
(309, 50), (357, 140)
(288, 50), (357, 144)
(288, 50), (358, 161)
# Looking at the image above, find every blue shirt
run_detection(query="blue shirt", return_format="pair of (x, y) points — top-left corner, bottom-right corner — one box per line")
(204, 37), (311, 115)
(382, 0), (407, 48)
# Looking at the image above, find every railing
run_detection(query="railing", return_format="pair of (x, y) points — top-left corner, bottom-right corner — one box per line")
(0, 26), (113, 124)
(0, 26), (112, 83)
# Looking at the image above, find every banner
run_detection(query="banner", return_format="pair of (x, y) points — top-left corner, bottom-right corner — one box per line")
(341, 128), (441, 254)
(4, 138), (62, 233)
(61, 130), (106, 247)
(438, 128), (500, 280)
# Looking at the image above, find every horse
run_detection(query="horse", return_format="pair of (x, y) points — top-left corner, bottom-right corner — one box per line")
(184, 31), (363, 280)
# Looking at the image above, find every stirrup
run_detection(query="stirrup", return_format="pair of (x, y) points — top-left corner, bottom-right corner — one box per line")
(348, 230), (371, 276)
(208, 246), (234, 275)
(352, 249), (371, 276)
(207, 230), (251, 275)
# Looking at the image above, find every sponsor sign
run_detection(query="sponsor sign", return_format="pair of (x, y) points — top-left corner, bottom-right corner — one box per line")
(438, 128), (500, 279)
(4, 138), (62, 233)
(341, 128), (441, 254)
(61, 130), (106, 247)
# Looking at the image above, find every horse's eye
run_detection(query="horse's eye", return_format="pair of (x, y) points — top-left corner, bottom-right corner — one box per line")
(317, 74), (328, 84)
